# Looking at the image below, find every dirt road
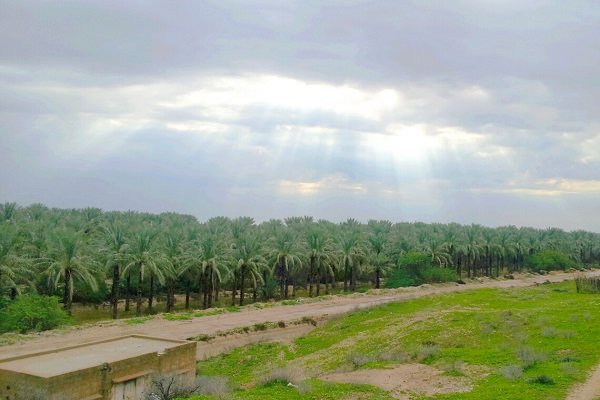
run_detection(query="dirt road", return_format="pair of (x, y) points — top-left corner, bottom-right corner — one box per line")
(567, 364), (600, 400)
(1, 270), (598, 362)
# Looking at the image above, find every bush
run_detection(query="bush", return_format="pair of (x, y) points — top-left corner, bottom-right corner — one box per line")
(346, 352), (373, 368)
(500, 365), (523, 380)
(516, 347), (546, 369)
(385, 251), (457, 288)
(253, 322), (268, 331)
(0, 294), (71, 333)
(259, 366), (305, 386)
(528, 375), (555, 385)
(144, 374), (230, 400)
(421, 267), (458, 283)
(526, 250), (576, 272)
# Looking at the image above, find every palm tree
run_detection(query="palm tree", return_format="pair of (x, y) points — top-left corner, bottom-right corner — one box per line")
(269, 229), (302, 299)
(40, 230), (98, 312)
(123, 230), (164, 316)
(464, 226), (481, 278)
(99, 223), (129, 319)
(0, 226), (31, 299)
(306, 230), (330, 296)
(163, 233), (184, 312)
(199, 234), (227, 309)
(339, 234), (362, 292)
(422, 237), (451, 268)
(232, 234), (265, 306)
(368, 232), (390, 288)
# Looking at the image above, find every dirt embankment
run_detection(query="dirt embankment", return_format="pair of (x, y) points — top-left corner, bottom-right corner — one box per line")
(0, 270), (598, 362)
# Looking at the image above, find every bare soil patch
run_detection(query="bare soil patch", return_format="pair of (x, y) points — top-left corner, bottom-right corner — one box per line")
(321, 363), (472, 399)
(566, 363), (600, 400)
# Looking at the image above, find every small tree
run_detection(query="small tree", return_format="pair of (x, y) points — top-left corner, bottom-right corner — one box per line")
(0, 294), (71, 333)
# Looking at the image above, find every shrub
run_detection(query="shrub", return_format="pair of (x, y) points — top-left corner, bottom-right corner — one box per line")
(526, 250), (575, 272)
(516, 347), (546, 369)
(144, 374), (229, 400)
(0, 294), (71, 333)
(416, 344), (440, 362)
(195, 376), (231, 399)
(300, 316), (317, 326)
(347, 352), (373, 368)
(421, 267), (458, 283)
(528, 375), (555, 385)
(259, 366), (305, 386)
(500, 365), (523, 380)
(385, 252), (457, 288)
(254, 322), (268, 331)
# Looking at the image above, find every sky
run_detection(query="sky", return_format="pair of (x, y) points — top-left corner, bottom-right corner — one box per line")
(1, 1), (599, 231)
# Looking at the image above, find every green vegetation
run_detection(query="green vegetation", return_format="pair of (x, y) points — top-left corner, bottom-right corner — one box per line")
(385, 251), (458, 288)
(0, 294), (71, 333)
(0, 202), (599, 331)
(526, 249), (576, 272)
(195, 282), (600, 399)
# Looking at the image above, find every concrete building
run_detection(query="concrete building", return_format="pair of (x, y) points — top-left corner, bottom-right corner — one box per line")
(0, 335), (196, 400)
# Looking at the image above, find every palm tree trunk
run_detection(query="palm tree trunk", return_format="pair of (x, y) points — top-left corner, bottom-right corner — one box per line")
(203, 270), (209, 309)
(207, 269), (213, 308)
(63, 268), (73, 312)
(278, 256), (285, 299)
(351, 263), (357, 291)
(231, 274), (237, 306)
(239, 266), (246, 306)
(215, 280), (220, 302)
(344, 259), (349, 292)
(148, 273), (154, 312)
(309, 256), (315, 297)
(316, 260), (321, 297)
(10, 287), (17, 300)
(375, 268), (381, 289)
(166, 280), (172, 312)
(111, 265), (120, 319)
(136, 269), (143, 317)
(185, 279), (190, 310)
(125, 272), (131, 312)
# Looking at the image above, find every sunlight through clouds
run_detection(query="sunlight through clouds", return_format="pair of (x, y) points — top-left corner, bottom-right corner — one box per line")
(160, 74), (400, 121)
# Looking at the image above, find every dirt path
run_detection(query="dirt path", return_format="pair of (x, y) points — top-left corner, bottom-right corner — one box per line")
(566, 364), (600, 400)
(0, 270), (598, 362)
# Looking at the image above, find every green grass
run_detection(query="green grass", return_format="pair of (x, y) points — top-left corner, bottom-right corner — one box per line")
(122, 316), (153, 325)
(195, 281), (600, 399)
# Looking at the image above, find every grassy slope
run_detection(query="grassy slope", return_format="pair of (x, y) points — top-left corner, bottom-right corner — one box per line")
(193, 281), (600, 400)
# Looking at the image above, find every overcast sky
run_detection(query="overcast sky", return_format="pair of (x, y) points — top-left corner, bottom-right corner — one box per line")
(1, 1), (599, 231)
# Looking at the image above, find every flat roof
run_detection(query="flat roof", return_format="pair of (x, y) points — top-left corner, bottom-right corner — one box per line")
(0, 335), (188, 378)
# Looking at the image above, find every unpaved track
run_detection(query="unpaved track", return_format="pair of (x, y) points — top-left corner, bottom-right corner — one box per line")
(1, 270), (598, 362)
(567, 364), (600, 400)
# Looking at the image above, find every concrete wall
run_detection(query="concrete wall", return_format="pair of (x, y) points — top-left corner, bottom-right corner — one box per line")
(0, 337), (196, 400)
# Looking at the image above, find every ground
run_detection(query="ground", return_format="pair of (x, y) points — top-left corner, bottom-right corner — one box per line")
(1, 271), (600, 399)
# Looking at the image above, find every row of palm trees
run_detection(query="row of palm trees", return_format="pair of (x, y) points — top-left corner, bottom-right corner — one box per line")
(0, 202), (599, 319)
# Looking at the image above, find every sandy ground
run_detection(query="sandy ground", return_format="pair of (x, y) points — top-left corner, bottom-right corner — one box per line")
(566, 363), (600, 400)
(1, 270), (599, 364)
(321, 363), (472, 399)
